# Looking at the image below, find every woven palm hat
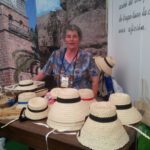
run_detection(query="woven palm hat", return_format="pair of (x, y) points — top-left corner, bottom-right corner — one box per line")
(15, 80), (38, 91)
(142, 102), (150, 127)
(50, 88), (61, 99)
(94, 56), (115, 76)
(109, 93), (142, 125)
(77, 101), (129, 150)
(78, 88), (96, 111)
(17, 92), (36, 108)
(25, 97), (49, 120)
(47, 88), (89, 131)
(45, 88), (61, 106)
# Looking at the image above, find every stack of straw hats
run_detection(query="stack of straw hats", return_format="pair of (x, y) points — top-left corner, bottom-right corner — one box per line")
(15, 80), (38, 92)
(77, 101), (129, 150)
(24, 97), (49, 120)
(47, 88), (89, 131)
(109, 93), (142, 125)
(17, 92), (36, 108)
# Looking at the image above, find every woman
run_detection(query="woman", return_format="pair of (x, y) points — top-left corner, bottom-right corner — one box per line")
(33, 24), (99, 96)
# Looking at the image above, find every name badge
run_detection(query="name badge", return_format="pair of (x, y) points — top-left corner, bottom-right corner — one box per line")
(61, 76), (69, 88)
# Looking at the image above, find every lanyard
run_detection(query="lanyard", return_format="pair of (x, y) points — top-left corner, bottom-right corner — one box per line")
(60, 49), (78, 75)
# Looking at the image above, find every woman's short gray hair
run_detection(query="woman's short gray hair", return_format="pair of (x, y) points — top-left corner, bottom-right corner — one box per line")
(63, 24), (82, 40)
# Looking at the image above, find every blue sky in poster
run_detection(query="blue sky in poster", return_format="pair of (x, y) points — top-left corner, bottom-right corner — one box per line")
(25, 0), (61, 29)
(36, 0), (61, 16)
(25, 0), (37, 29)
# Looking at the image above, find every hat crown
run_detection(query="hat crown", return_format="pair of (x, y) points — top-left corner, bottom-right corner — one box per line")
(19, 80), (33, 86)
(50, 88), (61, 99)
(57, 88), (79, 99)
(90, 102), (116, 118)
(109, 93), (131, 105)
(28, 97), (48, 110)
(78, 89), (94, 99)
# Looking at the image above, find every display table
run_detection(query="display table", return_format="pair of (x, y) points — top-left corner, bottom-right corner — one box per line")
(0, 120), (136, 150)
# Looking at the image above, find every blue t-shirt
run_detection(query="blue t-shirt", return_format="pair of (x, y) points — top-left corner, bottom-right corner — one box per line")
(43, 48), (99, 89)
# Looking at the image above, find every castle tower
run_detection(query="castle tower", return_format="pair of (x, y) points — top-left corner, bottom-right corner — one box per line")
(0, 0), (32, 86)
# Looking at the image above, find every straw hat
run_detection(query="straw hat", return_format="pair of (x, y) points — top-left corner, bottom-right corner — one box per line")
(109, 93), (142, 125)
(50, 88), (61, 99)
(45, 88), (61, 105)
(47, 88), (89, 131)
(17, 92), (36, 108)
(78, 88), (96, 111)
(94, 56), (115, 75)
(0, 93), (16, 108)
(142, 101), (150, 127)
(15, 80), (38, 91)
(35, 88), (48, 97)
(25, 97), (49, 120)
(77, 101), (129, 150)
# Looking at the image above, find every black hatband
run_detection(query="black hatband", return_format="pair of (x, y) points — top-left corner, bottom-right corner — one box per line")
(104, 57), (113, 68)
(27, 106), (48, 113)
(89, 114), (117, 123)
(57, 97), (80, 103)
(116, 103), (132, 110)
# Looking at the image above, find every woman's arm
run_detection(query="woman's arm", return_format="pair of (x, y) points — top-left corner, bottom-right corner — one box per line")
(32, 72), (46, 81)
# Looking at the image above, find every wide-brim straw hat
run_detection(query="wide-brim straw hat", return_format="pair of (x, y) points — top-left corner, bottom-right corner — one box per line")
(25, 97), (49, 120)
(0, 106), (21, 120)
(35, 88), (48, 97)
(17, 92), (36, 109)
(94, 56), (115, 76)
(142, 101), (150, 127)
(15, 80), (38, 91)
(47, 88), (89, 131)
(77, 102), (129, 150)
(109, 93), (142, 125)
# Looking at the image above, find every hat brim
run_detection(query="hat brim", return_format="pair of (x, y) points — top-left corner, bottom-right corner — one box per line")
(116, 107), (142, 125)
(47, 119), (84, 131)
(25, 108), (49, 120)
(48, 101), (89, 123)
(15, 85), (38, 91)
(77, 117), (129, 150)
(95, 57), (112, 76)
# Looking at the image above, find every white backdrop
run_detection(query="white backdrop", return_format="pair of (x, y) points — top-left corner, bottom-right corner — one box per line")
(108, 0), (150, 100)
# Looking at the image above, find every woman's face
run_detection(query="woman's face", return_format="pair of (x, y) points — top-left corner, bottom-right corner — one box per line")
(64, 30), (80, 50)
